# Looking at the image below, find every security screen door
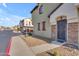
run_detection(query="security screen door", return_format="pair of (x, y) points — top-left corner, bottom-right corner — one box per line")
(57, 19), (67, 43)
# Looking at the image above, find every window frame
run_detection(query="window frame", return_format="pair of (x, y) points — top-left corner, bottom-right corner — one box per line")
(42, 21), (46, 31)
(38, 23), (40, 31)
(39, 5), (44, 14)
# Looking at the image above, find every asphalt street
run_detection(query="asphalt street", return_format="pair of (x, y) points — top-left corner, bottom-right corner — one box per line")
(0, 30), (21, 56)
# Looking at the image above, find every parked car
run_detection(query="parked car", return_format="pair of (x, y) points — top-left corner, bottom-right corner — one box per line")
(27, 29), (33, 36)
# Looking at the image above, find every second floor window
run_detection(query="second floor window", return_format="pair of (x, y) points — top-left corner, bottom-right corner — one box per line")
(39, 5), (44, 14)
(29, 22), (30, 25)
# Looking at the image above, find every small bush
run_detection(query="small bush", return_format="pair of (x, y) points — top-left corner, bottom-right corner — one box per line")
(52, 51), (58, 56)
(47, 50), (58, 56)
(28, 33), (32, 36)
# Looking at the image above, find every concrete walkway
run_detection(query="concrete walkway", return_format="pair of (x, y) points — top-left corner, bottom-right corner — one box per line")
(31, 41), (64, 54)
(9, 36), (35, 56)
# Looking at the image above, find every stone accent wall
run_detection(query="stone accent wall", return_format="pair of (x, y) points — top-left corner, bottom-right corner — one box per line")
(51, 25), (56, 41)
(68, 22), (78, 45)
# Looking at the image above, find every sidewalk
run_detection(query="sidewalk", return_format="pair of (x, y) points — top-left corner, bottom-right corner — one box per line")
(9, 36), (35, 56)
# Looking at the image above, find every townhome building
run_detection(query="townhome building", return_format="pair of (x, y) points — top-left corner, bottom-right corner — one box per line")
(19, 18), (33, 32)
(31, 3), (60, 39)
(31, 3), (79, 47)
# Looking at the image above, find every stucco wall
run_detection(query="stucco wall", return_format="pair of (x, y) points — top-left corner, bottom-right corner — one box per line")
(50, 3), (78, 25)
(51, 25), (57, 40)
(32, 3), (60, 39)
(50, 3), (79, 45)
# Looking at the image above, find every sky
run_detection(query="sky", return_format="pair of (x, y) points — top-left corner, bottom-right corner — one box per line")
(0, 3), (36, 27)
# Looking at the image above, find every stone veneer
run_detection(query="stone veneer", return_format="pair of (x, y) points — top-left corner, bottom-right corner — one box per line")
(51, 25), (56, 41)
(68, 22), (78, 45)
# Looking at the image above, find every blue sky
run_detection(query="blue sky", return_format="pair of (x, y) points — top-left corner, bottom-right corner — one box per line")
(0, 3), (36, 27)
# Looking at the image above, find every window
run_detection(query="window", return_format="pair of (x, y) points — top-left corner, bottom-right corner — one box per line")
(39, 5), (44, 14)
(42, 21), (46, 31)
(38, 23), (40, 31)
(29, 22), (30, 25)
(26, 23), (27, 26)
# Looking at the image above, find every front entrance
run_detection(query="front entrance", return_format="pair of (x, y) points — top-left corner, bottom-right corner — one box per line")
(57, 19), (67, 43)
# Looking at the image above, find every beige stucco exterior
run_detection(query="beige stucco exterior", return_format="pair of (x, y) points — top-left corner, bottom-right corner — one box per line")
(50, 3), (79, 45)
(50, 3), (78, 25)
(32, 3), (60, 39)
(31, 3), (79, 46)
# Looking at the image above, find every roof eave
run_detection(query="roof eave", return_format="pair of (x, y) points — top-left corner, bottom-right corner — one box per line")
(31, 5), (39, 13)
(48, 3), (63, 18)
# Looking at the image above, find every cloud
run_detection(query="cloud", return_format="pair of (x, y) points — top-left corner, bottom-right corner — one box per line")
(2, 3), (7, 8)
(0, 8), (26, 27)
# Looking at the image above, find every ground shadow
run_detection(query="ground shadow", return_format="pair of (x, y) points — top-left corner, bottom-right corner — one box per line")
(63, 43), (79, 50)
(31, 35), (54, 43)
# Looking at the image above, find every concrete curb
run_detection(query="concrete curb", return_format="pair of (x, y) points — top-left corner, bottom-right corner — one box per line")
(6, 38), (12, 56)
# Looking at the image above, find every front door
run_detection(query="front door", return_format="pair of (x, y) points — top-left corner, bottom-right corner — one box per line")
(57, 19), (67, 43)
